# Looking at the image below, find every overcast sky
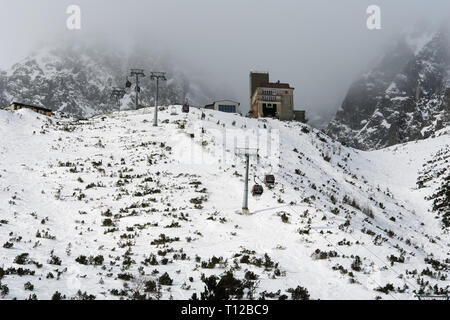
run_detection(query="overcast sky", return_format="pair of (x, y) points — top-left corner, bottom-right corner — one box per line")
(1, 0), (449, 125)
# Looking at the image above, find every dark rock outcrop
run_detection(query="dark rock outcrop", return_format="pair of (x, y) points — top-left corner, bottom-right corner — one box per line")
(328, 27), (450, 150)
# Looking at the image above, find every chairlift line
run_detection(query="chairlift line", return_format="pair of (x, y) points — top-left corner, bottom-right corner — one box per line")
(234, 147), (279, 212)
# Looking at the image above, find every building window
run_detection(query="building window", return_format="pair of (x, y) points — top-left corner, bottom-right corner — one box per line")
(218, 105), (236, 113)
(262, 89), (275, 95)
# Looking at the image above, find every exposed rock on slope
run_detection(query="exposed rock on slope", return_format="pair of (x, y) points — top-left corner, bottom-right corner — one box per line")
(417, 141), (450, 228)
(328, 27), (450, 150)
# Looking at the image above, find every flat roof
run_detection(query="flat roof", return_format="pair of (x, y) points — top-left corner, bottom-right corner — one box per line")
(259, 82), (294, 89)
(213, 100), (240, 105)
(11, 101), (52, 113)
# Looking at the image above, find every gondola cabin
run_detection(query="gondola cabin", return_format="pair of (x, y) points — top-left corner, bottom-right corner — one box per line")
(264, 174), (275, 186)
(182, 103), (190, 113)
(252, 184), (264, 196)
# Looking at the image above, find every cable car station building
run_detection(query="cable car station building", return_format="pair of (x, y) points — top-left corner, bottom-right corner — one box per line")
(249, 71), (305, 122)
(205, 100), (240, 114)
(4, 102), (52, 116)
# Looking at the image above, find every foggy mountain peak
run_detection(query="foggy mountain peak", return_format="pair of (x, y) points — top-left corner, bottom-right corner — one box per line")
(0, 41), (216, 117)
(327, 26), (450, 150)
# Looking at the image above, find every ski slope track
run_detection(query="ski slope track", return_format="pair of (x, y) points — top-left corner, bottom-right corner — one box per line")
(0, 106), (449, 300)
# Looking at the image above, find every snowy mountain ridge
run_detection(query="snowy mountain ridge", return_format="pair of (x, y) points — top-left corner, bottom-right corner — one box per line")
(328, 27), (450, 150)
(0, 43), (215, 117)
(0, 106), (449, 300)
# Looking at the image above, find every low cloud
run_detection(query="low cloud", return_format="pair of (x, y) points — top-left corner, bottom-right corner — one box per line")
(1, 0), (449, 126)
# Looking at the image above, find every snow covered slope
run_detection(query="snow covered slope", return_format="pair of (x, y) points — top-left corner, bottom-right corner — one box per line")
(0, 107), (448, 300)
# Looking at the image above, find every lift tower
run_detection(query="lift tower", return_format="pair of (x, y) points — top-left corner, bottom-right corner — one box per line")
(235, 147), (259, 214)
(150, 71), (167, 127)
(110, 87), (126, 109)
(130, 69), (145, 110)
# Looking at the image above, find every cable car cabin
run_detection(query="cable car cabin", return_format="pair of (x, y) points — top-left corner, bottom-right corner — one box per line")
(252, 184), (264, 196)
(264, 175), (275, 186)
(125, 80), (132, 88)
(182, 103), (190, 113)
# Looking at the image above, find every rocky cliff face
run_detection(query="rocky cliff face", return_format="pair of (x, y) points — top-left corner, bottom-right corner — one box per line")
(327, 27), (450, 150)
(0, 43), (214, 117)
